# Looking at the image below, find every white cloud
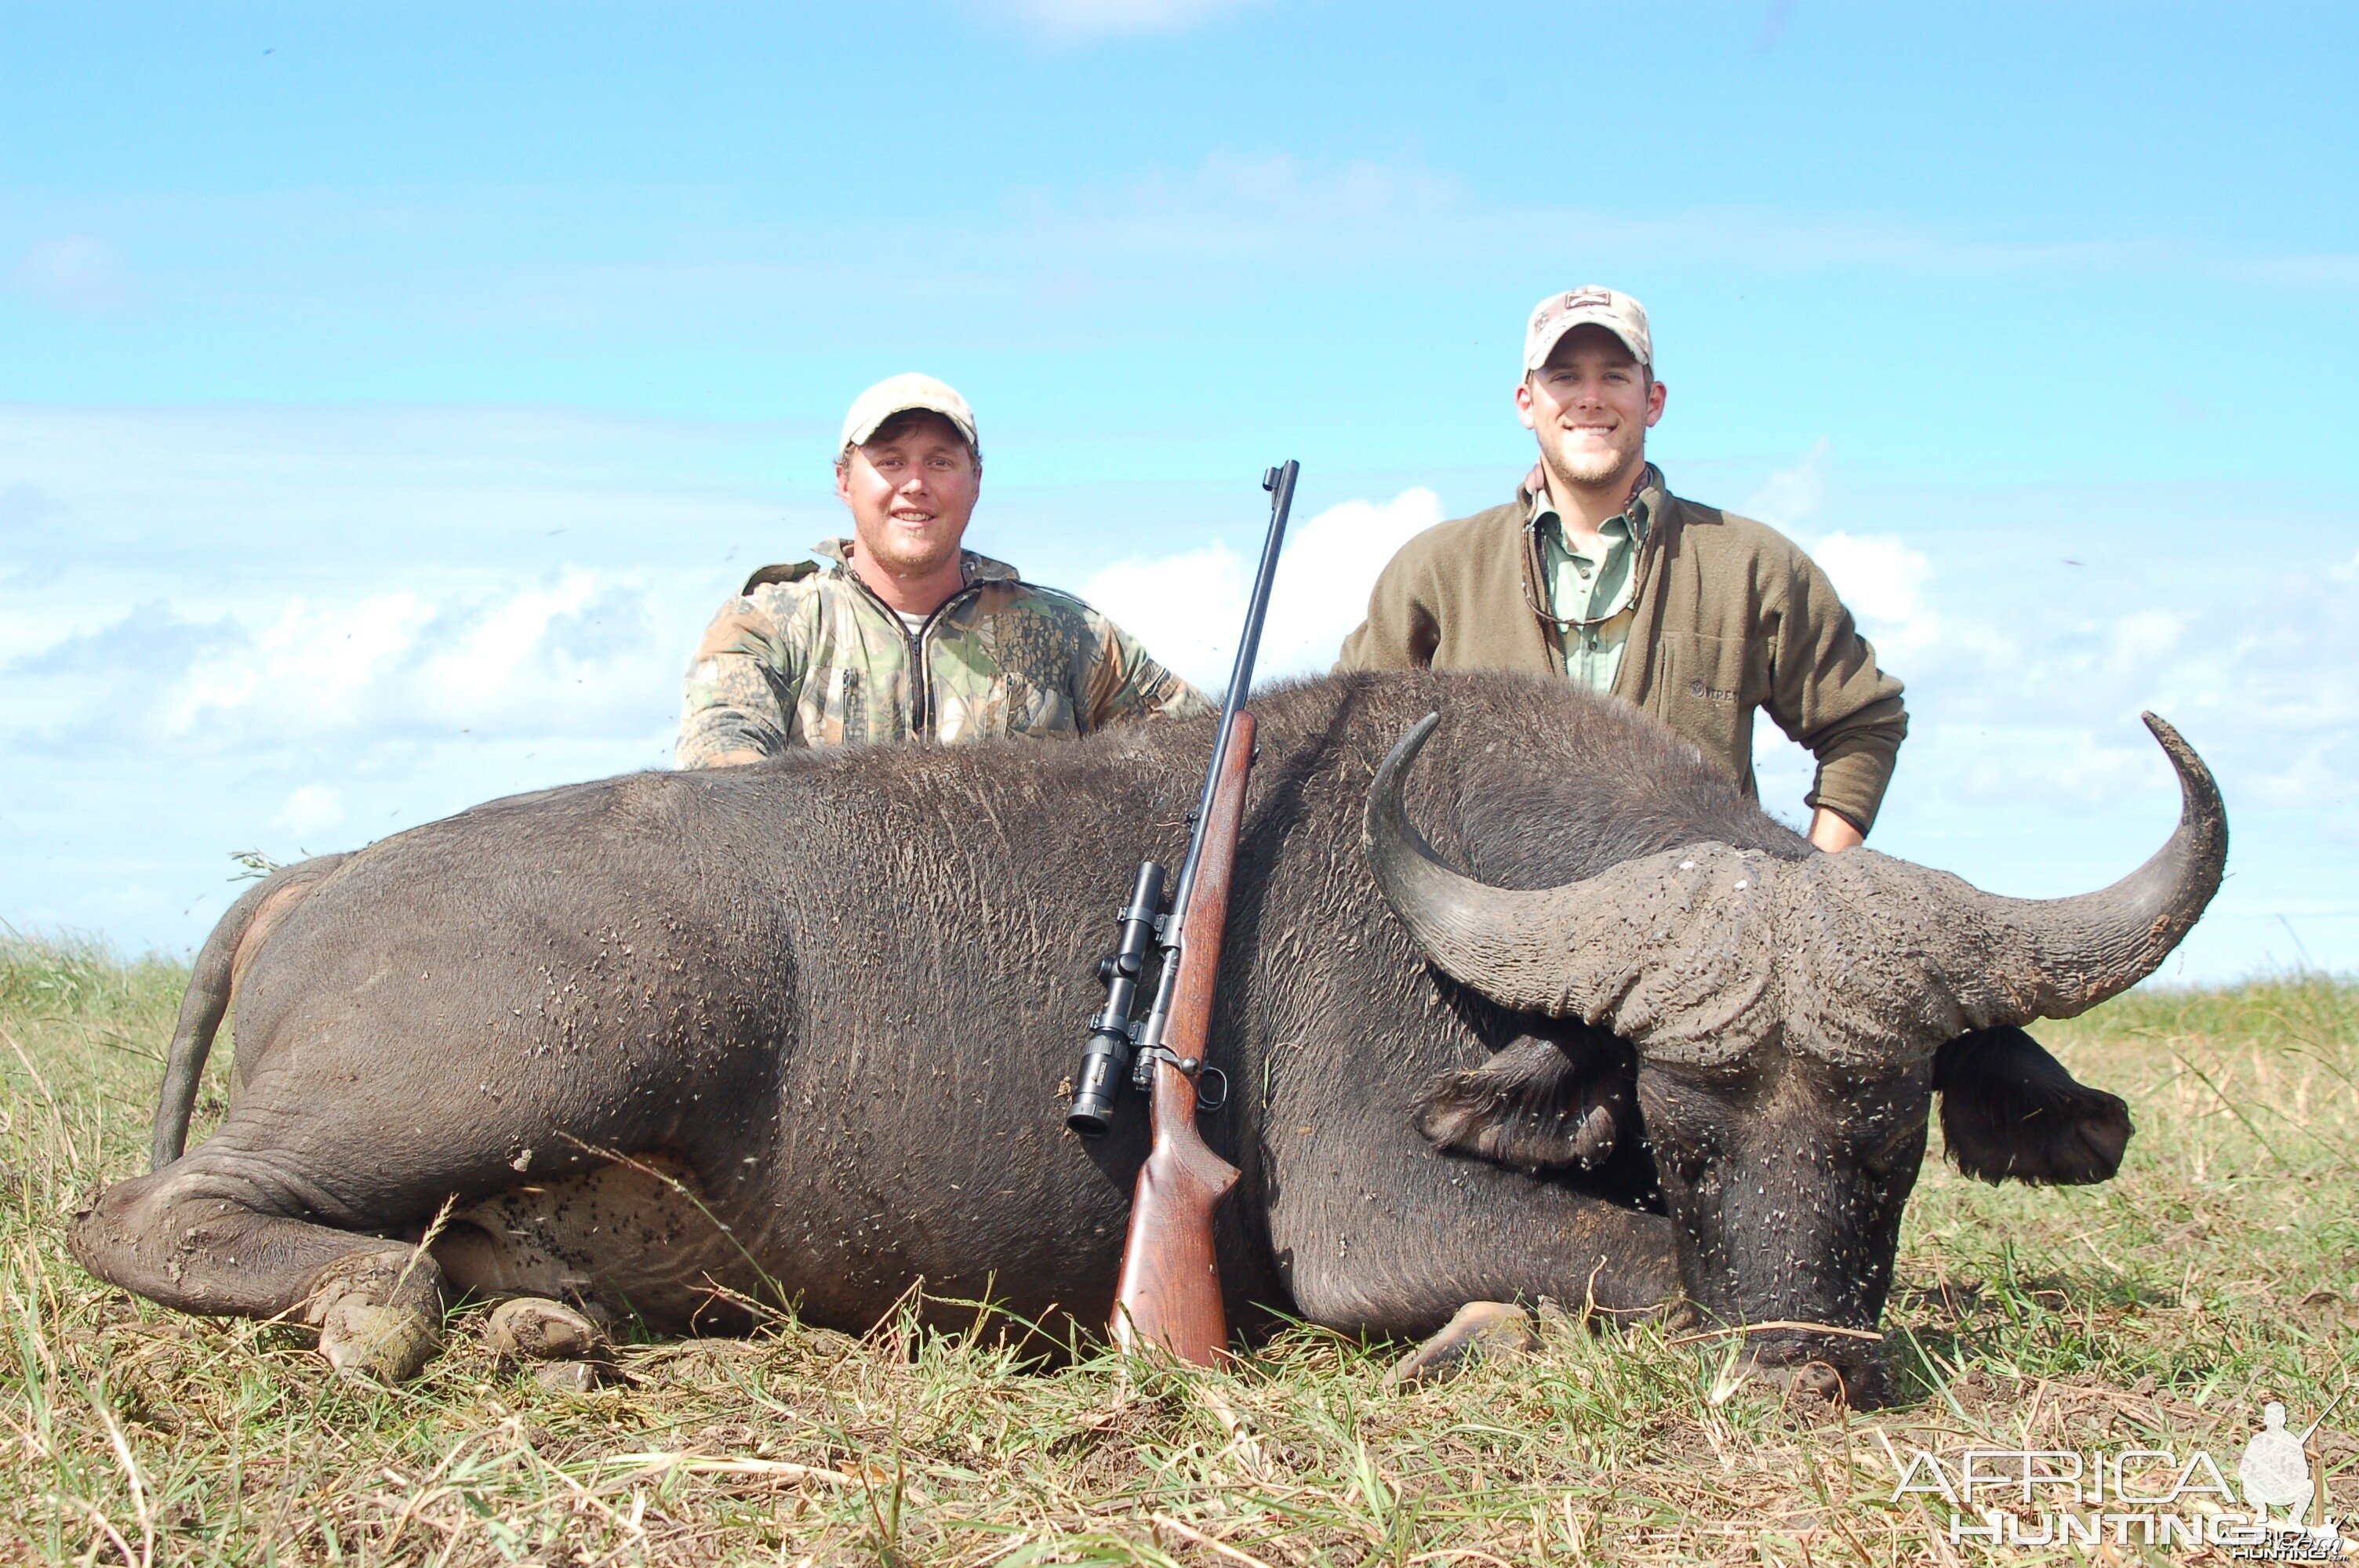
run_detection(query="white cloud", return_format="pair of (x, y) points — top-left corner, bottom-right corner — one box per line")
(274, 786), (347, 837)
(170, 591), (433, 738)
(1812, 532), (1936, 639)
(1743, 437), (1830, 531)
(2, 161), (2292, 368)
(1743, 440), (1939, 655)
(1024, 153), (1466, 268)
(1839, 533), (2359, 822)
(1081, 544), (1245, 691)
(2, 401), (2355, 982)
(1004, 171), (2165, 292)
(2105, 607), (2183, 673)
(1083, 488), (1445, 688)
(2226, 252), (2359, 291)
(7, 151), (2349, 383)
(13, 568), (682, 755)
(0, 400), (806, 793)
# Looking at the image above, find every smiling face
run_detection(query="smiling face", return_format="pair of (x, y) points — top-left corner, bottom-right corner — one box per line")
(1515, 325), (1667, 497)
(834, 411), (982, 582)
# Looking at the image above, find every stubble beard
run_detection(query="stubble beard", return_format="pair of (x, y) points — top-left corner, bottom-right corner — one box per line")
(1541, 426), (1645, 497)
(856, 511), (966, 583)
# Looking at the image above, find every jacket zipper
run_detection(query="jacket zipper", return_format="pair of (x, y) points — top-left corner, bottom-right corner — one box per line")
(908, 624), (928, 737)
(909, 589), (985, 740)
(840, 568), (983, 742)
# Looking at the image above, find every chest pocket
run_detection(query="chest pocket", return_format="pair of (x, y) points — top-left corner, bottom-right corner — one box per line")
(1653, 630), (1768, 793)
(796, 665), (871, 748)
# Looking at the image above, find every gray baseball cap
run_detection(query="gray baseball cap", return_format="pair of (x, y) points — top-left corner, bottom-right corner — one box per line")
(839, 373), (979, 455)
(1525, 286), (1652, 372)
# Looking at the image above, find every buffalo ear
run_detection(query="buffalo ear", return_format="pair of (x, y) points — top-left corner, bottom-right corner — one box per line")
(1414, 1034), (1630, 1174)
(1935, 1026), (2132, 1185)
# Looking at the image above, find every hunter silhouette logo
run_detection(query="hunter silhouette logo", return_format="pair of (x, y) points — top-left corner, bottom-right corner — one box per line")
(2241, 1402), (2316, 1517)
(1890, 1393), (2352, 1555)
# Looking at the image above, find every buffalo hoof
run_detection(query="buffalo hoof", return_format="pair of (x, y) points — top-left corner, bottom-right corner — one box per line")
(318, 1297), (442, 1381)
(532, 1359), (609, 1393)
(485, 1298), (605, 1363)
(1386, 1301), (1540, 1388)
(304, 1247), (445, 1382)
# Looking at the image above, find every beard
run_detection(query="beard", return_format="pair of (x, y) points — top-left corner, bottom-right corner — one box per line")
(863, 530), (955, 577)
(856, 510), (969, 581)
(1539, 425), (1644, 491)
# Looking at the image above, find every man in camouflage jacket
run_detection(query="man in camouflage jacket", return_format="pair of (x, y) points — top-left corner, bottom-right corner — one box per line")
(677, 374), (1207, 766)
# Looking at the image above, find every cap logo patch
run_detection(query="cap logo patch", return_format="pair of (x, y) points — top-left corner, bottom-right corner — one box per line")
(1522, 285), (1652, 373)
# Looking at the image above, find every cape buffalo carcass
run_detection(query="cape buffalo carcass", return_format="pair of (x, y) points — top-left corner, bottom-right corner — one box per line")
(71, 670), (2223, 1403)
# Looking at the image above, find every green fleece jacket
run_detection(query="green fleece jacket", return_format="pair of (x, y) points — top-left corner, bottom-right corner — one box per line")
(1335, 471), (1908, 834)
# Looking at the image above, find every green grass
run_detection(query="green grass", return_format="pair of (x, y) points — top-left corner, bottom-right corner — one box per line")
(3, 931), (2355, 1565)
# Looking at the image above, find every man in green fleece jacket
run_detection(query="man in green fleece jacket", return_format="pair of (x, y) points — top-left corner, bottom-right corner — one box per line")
(1336, 286), (1906, 851)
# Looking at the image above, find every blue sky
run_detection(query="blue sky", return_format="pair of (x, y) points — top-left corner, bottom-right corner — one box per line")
(4, 0), (2356, 978)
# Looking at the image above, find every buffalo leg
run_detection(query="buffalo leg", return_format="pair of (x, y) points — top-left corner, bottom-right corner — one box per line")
(1385, 1301), (1540, 1387)
(1269, 1167), (1681, 1341)
(71, 1153), (446, 1378)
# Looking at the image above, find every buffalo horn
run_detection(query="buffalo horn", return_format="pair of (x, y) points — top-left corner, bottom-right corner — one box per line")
(1365, 710), (2228, 1065)
(1361, 712), (1786, 1065)
(1865, 712), (2227, 1029)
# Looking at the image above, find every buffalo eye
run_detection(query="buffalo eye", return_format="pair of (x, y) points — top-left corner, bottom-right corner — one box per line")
(1644, 1123), (1717, 1188)
(1854, 1115), (1929, 1178)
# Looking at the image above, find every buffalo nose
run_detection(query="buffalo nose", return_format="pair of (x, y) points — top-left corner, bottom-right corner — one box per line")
(1743, 1337), (1896, 1411)
(1790, 1362), (1845, 1402)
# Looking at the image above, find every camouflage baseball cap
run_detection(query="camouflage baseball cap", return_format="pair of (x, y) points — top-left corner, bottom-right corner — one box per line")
(840, 373), (979, 455)
(1524, 286), (1652, 372)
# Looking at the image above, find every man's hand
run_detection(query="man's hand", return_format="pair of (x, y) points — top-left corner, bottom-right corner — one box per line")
(1808, 808), (1864, 854)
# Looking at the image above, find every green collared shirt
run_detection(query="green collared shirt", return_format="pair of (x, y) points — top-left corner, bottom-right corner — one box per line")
(1532, 488), (1650, 692)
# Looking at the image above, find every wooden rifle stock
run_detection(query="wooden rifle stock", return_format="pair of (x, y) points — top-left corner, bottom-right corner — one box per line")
(1110, 709), (1254, 1363)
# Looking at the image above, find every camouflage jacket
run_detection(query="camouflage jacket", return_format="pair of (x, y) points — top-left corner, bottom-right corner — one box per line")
(675, 540), (1209, 764)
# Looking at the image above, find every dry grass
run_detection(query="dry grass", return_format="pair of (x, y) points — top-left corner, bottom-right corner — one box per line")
(3, 931), (2355, 1565)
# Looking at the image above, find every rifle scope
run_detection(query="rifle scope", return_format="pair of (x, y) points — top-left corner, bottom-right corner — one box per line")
(1062, 459), (1298, 1138)
(1066, 859), (1165, 1138)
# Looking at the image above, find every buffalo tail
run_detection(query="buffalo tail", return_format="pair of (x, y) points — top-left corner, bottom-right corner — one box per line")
(150, 855), (347, 1171)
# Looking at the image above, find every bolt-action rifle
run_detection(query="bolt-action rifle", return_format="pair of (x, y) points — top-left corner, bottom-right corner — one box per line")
(1066, 459), (1299, 1364)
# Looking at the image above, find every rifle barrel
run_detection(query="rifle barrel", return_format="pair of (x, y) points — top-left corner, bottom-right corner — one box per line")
(1143, 460), (1297, 1057)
